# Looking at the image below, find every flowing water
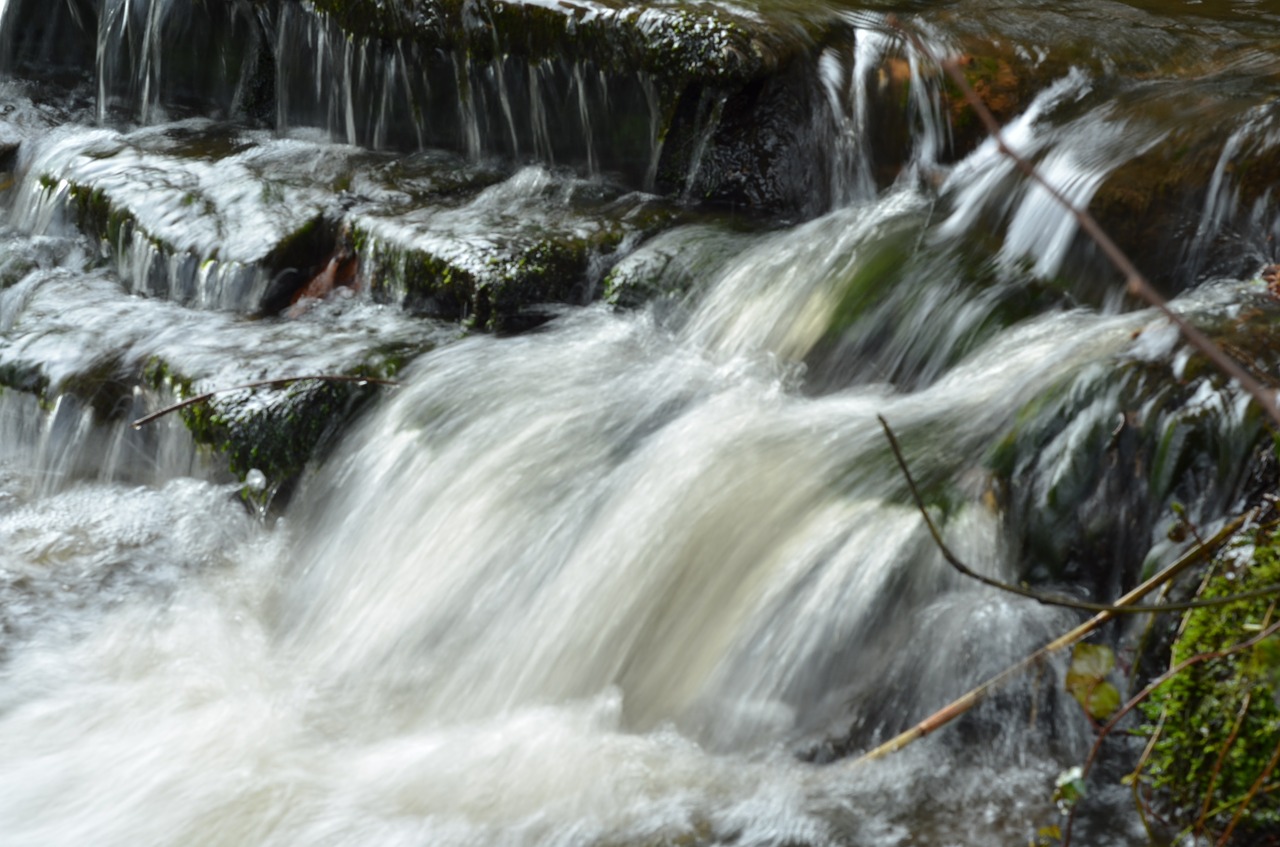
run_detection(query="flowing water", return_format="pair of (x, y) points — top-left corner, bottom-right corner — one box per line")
(1, 1), (1279, 845)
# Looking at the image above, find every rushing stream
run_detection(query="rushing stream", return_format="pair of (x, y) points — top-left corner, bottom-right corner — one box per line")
(1, 1), (1280, 845)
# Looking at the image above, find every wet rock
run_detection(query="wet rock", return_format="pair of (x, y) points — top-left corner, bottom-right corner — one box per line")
(351, 166), (684, 331)
(279, 0), (855, 215)
(1, 0), (273, 122)
(656, 63), (830, 214)
(1088, 99), (1280, 292)
(24, 122), (380, 311)
(602, 221), (754, 310)
(987, 281), (1280, 594)
(304, 0), (828, 85)
(0, 0), (97, 83)
(145, 362), (389, 497)
(0, 265), (444, 491)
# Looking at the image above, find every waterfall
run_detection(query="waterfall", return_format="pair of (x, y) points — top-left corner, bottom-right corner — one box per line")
(0, 1), (1278, 845)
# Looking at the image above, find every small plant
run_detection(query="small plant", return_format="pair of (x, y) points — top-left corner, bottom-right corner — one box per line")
(1137, 529), (1280, 842)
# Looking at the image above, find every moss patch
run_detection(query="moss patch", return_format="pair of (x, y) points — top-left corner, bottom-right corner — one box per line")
(144, 356), (405, 494)
(354, 184), (684, 331)
(1138, 525), (1280, 839)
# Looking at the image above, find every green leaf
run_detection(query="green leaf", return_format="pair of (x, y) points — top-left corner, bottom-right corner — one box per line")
(1084, 681), (1121, 721)
(1066, 643), (1120, 720)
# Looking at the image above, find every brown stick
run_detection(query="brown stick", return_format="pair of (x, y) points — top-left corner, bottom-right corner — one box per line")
(888, 19), (1280, 429)
(1197, 692), (1253, 836)
(131, 375), (402, 429)
(848, 505), (1253, 765)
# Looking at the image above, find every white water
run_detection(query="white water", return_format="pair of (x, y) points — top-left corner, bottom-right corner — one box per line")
(0, 312), (1120, 845)
(0, 171), (1180, 843)
(2, 2), (1279, 844)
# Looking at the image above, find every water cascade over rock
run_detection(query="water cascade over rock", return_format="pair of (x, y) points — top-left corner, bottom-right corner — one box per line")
(1, 1), (1280, 845)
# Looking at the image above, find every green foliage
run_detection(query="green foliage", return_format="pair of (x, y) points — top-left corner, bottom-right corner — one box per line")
(1065, 643), (1120, 722)
(1138, 528), (1280, 836)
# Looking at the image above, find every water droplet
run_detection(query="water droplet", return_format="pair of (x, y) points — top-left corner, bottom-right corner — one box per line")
(244, 469), (267, 492)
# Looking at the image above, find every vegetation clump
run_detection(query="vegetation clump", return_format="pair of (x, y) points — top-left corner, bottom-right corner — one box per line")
(1138, 526), (1280, 841)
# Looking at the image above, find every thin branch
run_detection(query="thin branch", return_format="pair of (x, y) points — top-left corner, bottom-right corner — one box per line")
(848, 502), (1253, 765)
(1130, 711), (1167, 844)
(1198, 691), (1253, 836)
(1190, 783), (1280, 844)
(879, 415), (1279, 614)
(887, 18), (1280, 429)
(1218, 737), (1280, 846)
(132, 374), (403, 429)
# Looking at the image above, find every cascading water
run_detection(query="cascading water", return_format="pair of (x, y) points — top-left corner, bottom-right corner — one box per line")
(1, 1), (1280, 845)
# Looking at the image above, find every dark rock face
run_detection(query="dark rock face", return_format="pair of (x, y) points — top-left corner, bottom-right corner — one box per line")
(1, 0), (272, 121)
(277, 0), (855, 216)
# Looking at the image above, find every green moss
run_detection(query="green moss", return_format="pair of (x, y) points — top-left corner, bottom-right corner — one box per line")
(355, 196), (681, 331)
(64, 181), (164, 259)
(1138, 528), (1280, 837)
(187, 377), (379, 486)
(144, 355), (403, 495)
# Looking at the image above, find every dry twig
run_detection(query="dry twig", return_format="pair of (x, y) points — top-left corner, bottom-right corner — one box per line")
(131, 374), (402, 429)
(848, 498), (1254, 766)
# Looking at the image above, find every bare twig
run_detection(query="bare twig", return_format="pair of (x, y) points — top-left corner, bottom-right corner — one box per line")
(848, 501), (1253, 765)
(1130, 711), (1167, 844)
(888, 19), (1280, 429)
(879, 415), (1279, 614)
(132, 374), (402, 429)
(1198, 691), (1254, 836)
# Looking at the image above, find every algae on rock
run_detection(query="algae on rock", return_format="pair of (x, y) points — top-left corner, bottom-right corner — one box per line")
(1138, 526), (1280, 839)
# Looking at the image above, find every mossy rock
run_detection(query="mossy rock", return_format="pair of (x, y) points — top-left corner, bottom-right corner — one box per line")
(143, 357), (406, 495)
(1137, 524), (1280, 840)
(353, 169), (685, 331)
(602, 221), (755, 310)
(31, 123), (388, 311)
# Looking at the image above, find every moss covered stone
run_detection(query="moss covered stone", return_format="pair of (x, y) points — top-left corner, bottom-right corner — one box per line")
(144, 358), (404, 494)
(602, 221), (754, 309)
(353, 169), (684, 331)
(33, 123), (384, 311)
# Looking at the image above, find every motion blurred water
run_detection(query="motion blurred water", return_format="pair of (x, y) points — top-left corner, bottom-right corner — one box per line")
(0, 1), (1278, 844)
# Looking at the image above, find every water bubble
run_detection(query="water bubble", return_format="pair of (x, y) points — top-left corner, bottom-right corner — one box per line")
(244, 469), (267, 493)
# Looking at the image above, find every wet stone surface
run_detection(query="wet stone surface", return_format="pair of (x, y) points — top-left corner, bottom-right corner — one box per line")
(350, 165), (687, 331)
